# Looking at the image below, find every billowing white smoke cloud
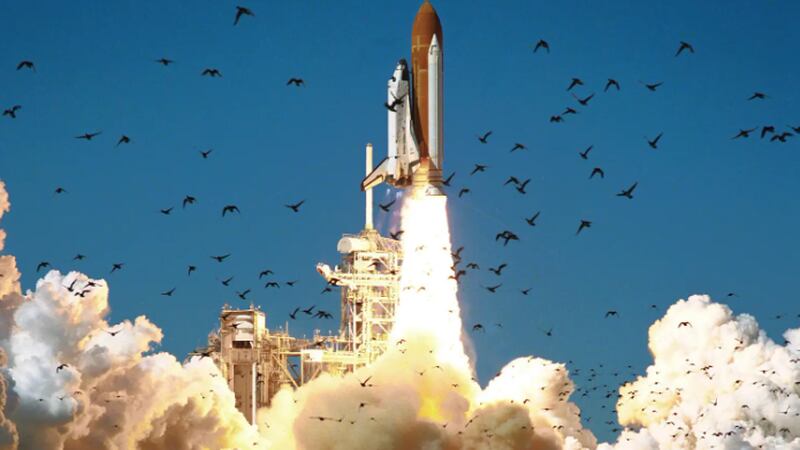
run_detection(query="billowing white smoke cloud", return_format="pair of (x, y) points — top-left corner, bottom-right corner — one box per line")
(0, 180), (261, 449)
(1, 178), (798, 450)
(598, 295), (800, 450)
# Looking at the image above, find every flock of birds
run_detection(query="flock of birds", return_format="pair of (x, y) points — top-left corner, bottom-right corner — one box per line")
(2, 4), (799, 444)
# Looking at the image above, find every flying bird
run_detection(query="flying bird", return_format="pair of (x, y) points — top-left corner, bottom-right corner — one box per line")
(222, 205), (240, 216)
(187, 265), (196, 276)
(201, 68), (222, 77)
(476, 131), (492, 144)
(259, 270), (274, 279)
(567, 78), (583, 91)
(110, 263), (124, 273)
(211, 254), (231, 263)
(16, 60), (35, 71)
(442, 172), (455, 186)
(641, 81), (663, 92)
(549, 115), (564, 123)
(285, 200), (305, 212)
(678, 321), (692, 328)
(75, 131), (102, 140)
(54, 187), (67, 195)
(472, 323), (485, 332)
(516, 179), (531, 194)
(732, 128), (757, 139)
(183, 195), (197, 208)
(234, 6), (254, 25)
(510, 143), (526, 152)
(470, 164), (488, 175)
(379, 199), (395, 212)
(155, 58), (173, 66)
(617, 182), (638, 199)
(604, 79), (620, 91)
(161, 288), (176, 297)
(675, 41), (694, 56)
(573, 93), (595, 106)
(36, 261), (50, 272)
(605, 311), (619, 318)
(760, 125), (775, 138)
(532, 40), (550, 53)
(287, 78), (305, 86)
(647, 133), (663, 149)
(748, 92), (767, 101)
(116, 135), (131, 146)
(576, 220), (592, 235)
(2, 105), (21, 119)
(200, 149), (213, 159)
(488, 263), (507, 276)
(589, 167), (605, 179)
(525, 211), (540, 227)
(579, 145), (593, 160)
(458, 188), (470, 198)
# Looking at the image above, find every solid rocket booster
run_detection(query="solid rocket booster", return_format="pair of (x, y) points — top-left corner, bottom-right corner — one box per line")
(362, 1), (444, 195)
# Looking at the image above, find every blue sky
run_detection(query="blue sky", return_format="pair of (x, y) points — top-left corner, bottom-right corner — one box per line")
(1, 0), (799, 441)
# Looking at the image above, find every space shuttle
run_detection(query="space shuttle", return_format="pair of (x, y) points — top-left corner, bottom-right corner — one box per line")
(361, 1), (444, 196)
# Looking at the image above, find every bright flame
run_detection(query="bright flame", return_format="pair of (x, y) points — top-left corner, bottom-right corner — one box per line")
(392, 191), (471, 375)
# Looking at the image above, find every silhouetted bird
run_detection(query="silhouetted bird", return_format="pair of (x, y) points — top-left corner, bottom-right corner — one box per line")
(604, 79), (620, 91)
(647, 133), (663, 149)
(576, 220), (592, 235)
(211, 254), (231, 263)
(442, 172), (455, 186)
(379, 200), (395, 212)
(579, 145), (593, 160)
(234, 6), (254, 25)
(75, 131), (101, 140)
(458, 188), (470, 198)
(471, 164), (488, 175)
(183, 195), (197, 208)
(590, 167), (605, 179)
(532, 40), (550, 53)
(617, 182), (638, 199)
(201, 68), (222, 77)
(285, 200), (305, 212)
(525, 211), (540, 227)
(732, 128), (757, 139)
(510, 143), (526, 152)
(161, 288), (176, 297)
(573, 93), (595, 106)
(36, 261), (50, 272)
(287, 78), (305, 87)
(16, 60), (35, 71)
(748, 92), (767, 101)
(222, 205), (240, 216)
(476, 131), (492, 144)
(200, 149), (213, 159)
(641, 81), (663, 92)
(155, 58), (173, 66)
(2, 105), (21, 119)
(675, 41), (694, 56)
(116, 135), (131, 146)
(567, 78), (583, 91)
